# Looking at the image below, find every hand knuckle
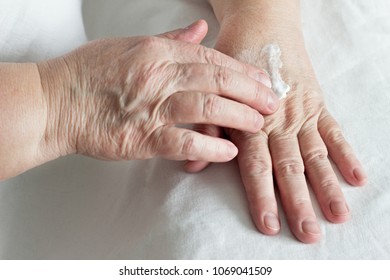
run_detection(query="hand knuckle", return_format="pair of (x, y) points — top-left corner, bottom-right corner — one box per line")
(202, 94), (221, 120)
(228, 128), (266, 144)
(175, 63), (189, 85)
(303, 148), (329, 165)
(160, 97), (174, 123)
(323, 128), (355, 162)
(214, 67), (233, 90)
(318, 178), (339, 191)
(275, 158), (305, 177)
(244, 157), (272, 177)
(181, 133), (196, 156)
(199, 47), (220, 64)
(292, 196), (311, 208)
(325, 128), (345, 145)
(148, 129), (169, 157)
(138, 36), (160, 49)
(132, 63), (173, 101)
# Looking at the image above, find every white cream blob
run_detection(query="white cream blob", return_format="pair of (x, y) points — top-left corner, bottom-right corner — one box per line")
(260, 44), (290, 99)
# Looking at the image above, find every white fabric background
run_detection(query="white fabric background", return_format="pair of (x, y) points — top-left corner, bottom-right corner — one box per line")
(0, 0), (389, 259)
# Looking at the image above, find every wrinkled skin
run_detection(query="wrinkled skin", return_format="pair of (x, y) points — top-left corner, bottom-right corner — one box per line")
(1, 20), (278, 180)
(186, 18), (367, 243)
(37, 20), (278, 164)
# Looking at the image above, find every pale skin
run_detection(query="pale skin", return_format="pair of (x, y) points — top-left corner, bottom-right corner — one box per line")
(186, 0), (368, 243)
(0, 1), (367, 245)
(0, 22), (279, 180)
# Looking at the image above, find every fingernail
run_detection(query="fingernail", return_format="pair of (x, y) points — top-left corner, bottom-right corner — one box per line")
(257, 72), (272, 88)
(267, 92), (279, 111)
(264, 213), (280, 231)
(330, 201), (350, 216)
(253, 113), (263, 130)
(227, 143), (238, 158)
(353, 167), (367, 183)
(301, 219), (321, 235)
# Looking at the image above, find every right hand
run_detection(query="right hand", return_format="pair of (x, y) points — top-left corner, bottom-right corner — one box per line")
(38, 20), (279, 163)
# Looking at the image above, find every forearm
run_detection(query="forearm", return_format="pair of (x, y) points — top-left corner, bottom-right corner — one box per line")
(0, 63), (48, 180)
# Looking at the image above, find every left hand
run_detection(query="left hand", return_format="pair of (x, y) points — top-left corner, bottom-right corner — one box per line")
(185, 22), (367, 244)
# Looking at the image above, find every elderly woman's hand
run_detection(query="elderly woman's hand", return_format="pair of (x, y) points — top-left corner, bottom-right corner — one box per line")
(37, 20), (278, 163)
(223, 50), (367, 243)
(186, 2), (367, 243)
(0, 20), (278, 180)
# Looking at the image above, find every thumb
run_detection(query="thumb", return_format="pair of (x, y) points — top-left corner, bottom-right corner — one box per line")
(156, 19), (208, 44)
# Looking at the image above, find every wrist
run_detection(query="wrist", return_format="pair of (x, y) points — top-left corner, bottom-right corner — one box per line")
(211, 0), (304, 58)
(211, 0), (301, 26)
(217, 15), (304, 54)
(37, 57), (78, 159)
(214, 15), (319, 94)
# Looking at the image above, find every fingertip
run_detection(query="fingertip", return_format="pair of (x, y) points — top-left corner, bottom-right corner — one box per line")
(249, 112), (264, 133)
(291, 218), (322, 244)
(184, 19), (205, 30)
(227, 142), (239, 159)
(262, 213), (281, 235)
(195, 19), (208, 31)
(255, 87), (280, 115)
(326, 201), (351, 224)
(184, 19), (208, 44)
(159, 19), (209, 44)
(343, 166), (368, 187)
(184, 160), (210, 173)
(250, 210), (280, 236)
(249, 203), (280, 236)
(352, 167), (368, 186)
(188, 134), (237, 163)
(266, 90), (280, 113)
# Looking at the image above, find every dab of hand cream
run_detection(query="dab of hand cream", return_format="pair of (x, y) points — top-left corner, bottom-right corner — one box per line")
(260, 44), (290, 99)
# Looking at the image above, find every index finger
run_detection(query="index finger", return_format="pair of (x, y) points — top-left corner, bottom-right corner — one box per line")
(173, 63), (279, 115)
(164, 39), (272, 87)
